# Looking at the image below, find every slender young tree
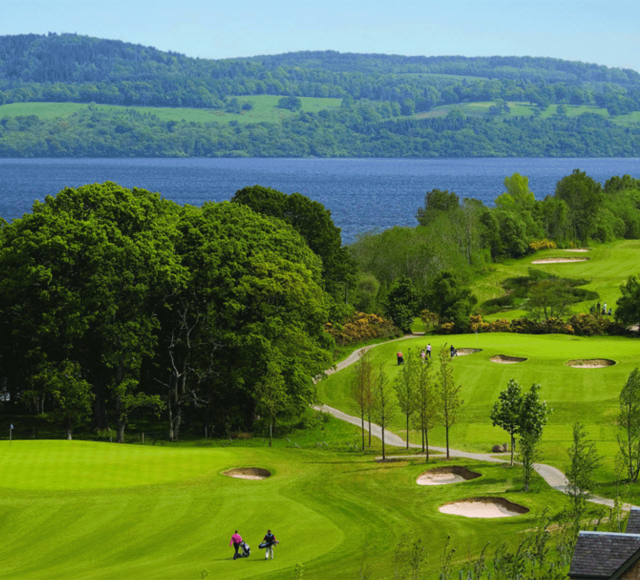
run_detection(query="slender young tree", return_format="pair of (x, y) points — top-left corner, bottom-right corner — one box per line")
(566, 422), (602, 515)
(518, 383), (550, 492)
(437, 345), (463, 459)
(254, 362), (289, 448)
(394, 349), (420, 449)
(373, 363), (396, 461)
(414, 354), (438, 462)
(351, 347), (374, 450)
(617, 367), (640, 482)
(491, 378), (524, 466)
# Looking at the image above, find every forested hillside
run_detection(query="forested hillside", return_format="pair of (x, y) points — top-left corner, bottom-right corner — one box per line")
(1, 33), (640, 157)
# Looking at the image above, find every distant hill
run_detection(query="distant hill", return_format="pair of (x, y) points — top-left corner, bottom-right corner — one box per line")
(1, 33), (640, 158)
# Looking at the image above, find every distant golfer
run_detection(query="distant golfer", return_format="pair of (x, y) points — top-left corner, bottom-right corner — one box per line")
(230, 530), (243, 560)
(426, 343), (432, 358)
(262, 529), (278, 560)
(397, 351), (404, 365)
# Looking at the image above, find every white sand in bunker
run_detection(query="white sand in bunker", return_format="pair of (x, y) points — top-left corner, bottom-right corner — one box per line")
(490, 355), (527, 364)
(455, 348), (482, 356)
(564, 248), (590, 252)
(566, 359), (616, 369)
(531, 257), (590, 264)
(417, 466), (481, 486)
(439, 497), (529, 518)
(223, 467), (271, 480)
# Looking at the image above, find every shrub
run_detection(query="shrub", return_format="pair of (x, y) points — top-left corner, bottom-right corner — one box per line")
(529, 238), (557, 252)
(325, 312), (401, 346)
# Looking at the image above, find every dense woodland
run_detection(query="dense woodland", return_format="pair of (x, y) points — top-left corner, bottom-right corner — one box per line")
(2, 34), (640, 157)
(1, 171), (640, 441)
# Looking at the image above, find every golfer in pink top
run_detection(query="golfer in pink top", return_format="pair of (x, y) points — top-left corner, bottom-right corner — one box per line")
(230, 531), (243, 560)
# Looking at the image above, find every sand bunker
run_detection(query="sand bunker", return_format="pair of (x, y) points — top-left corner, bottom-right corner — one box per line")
(531, 257), (590, 264)
(417, 466), (481, 486)
(456, 348), (482, 356)
(564, 248), (590, 252)
(223, 467), (271, 480)
(439, 497), (529, 518)
(566, 359), (616, 369)
(490, 355), (527, 364)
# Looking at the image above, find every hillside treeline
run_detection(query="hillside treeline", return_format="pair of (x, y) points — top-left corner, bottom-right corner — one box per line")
(2, 105), (640, 158)
(350, 171), (640, 330)
(0, 183), (358, 441)
(2, 34), (640, 117)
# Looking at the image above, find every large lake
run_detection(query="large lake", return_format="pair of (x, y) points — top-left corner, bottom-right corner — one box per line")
(2, 157), (640, 243)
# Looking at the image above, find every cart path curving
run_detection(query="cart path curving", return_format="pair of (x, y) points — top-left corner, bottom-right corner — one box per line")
(316, 334), (635, 510)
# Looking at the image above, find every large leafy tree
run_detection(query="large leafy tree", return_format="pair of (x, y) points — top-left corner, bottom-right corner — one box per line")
(384, 276), (419, 333)
(425, 271), (477, 330)
(616, 273), (640, 328)
(0, 182), (182, 441)
(555, 169), (605, 242)
(231, 185), (356, 299)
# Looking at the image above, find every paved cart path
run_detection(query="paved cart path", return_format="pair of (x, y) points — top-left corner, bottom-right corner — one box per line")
(316, 334), (635, 510)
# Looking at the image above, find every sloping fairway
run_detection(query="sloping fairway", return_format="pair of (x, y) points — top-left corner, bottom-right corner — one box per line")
(317, 331), (640, 503)
(0, 440), (567, 579)
(475, 240), (640, 320)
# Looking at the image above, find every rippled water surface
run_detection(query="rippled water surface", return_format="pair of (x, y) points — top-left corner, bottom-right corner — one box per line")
(2, 157), (640, 243)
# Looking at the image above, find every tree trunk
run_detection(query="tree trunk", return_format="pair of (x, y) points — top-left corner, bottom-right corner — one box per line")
(510, 432), (515, 466)
(445, 426), (450, 459)
(381, 426), (386, 461)
(367, 410), (372, 447)
(269, 415), (273, 448)
(425, 429), (430, 463)
(406, 414), (409, 450)
(361, 412), (365, 449)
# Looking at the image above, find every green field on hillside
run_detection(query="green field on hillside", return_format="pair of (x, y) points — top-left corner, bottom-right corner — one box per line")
(0, 95), (342, 126)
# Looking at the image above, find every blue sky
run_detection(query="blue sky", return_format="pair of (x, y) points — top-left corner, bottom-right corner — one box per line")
(1, 0), (639, 71)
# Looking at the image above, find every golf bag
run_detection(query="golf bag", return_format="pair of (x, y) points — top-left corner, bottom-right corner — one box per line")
(240, 541), (251, 558)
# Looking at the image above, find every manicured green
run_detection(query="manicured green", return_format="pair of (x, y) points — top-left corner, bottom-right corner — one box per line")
(0, 435), (568, 580)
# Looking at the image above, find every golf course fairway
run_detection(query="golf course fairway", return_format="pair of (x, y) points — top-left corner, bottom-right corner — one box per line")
(0, 437), (569, 579)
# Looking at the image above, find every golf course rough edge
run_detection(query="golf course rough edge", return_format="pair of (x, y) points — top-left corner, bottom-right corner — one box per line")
(490, 355), (528, 364)
(439, 497), (529, 518)
(531, 257), (590, 264)
(456, 348), (482, 356)
(223, 467), (271, 480)
(417, 466), (481, 486)
(566, 359), (616, 368)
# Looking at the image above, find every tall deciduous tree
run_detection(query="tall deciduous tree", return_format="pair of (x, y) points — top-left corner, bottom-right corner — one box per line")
(616, 274), (640, 329)
(437, 346), (463, 459)
(384, 276), (419, 334)
(555, 169), (605, 242)
(373, 364), (396, 462)
(617, 367), (640, 483)
(491, 378), (523, 466)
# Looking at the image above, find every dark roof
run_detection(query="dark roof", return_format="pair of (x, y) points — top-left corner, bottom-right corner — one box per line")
(569, 532), (640, 579)
(627, 508), (640, 535)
